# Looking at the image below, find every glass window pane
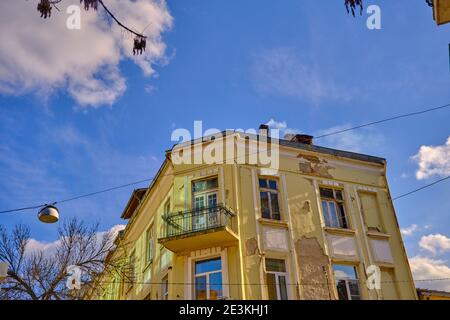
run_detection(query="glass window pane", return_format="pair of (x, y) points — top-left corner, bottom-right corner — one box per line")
(193, 180), (206, 193)
(278, 275), (288, 300)
(209, 272), (223, 300)
(266, 273), (277, 300)
(206, 178), (218, 190)
(259, 179), (267, 189)
(268, 180), (277, 190)
(195, 275), (207, 300)
(337, 204), (348, 229)
(270, 192), (280, 220)
(162, 276), (168, 300)
(335, 190), (343, 201)
(320, 187), (334, 199)
(336, 280), (349, 300)
(194, 195), (205, 209)
(148, 238), (154, 261)
(329, 202), (338, 228)
(195, 258), (222, 274)
(333, 265), (358, 281)
(260, 192), (271, 219)
(207, 193), (217, 207)
(349, 280), (361, 300)
(321, 201), (331, 227)
(265, 259), (286, 272)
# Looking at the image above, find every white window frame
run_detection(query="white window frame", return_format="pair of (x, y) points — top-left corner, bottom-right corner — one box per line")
(193, 257), (223, 300)
(265, 258), (289, 300)
(320, 187), (349, 229)
(186, 248), (229, 300)
(192, 177), (219, 230)
(332, 265), (361, 300)
(192, 178), (219, 209)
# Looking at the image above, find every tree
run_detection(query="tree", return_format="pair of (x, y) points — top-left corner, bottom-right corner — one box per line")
(35, 0), (147, 55)
(0, 218), (130, 300)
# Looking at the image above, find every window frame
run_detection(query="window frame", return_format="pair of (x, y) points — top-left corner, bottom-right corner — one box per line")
(146, 224), (155, 264)
(258, 178), (281, 221)
(164, 198), (171, 215)
(332, 264), (361, 301)
(192, 177), (219, 209)
(128, 250), (136, 291)
(320, 187), (349, 229)
(161, 275), (169, 300)
(265, 258), (288, 300)
(193, 256), (224, 300)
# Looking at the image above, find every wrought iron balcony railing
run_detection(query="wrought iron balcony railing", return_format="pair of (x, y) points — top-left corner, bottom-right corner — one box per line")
(160, 204), (236, 240)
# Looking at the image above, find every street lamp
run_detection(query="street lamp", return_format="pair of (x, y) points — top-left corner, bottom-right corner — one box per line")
(38, 204), (59, 223)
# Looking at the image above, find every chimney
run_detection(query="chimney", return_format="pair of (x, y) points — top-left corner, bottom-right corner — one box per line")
(289, 134), (314, 145)
(259, 124), (269, 136)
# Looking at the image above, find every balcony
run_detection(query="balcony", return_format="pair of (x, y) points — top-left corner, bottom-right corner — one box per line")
(158, 205), (238, 252)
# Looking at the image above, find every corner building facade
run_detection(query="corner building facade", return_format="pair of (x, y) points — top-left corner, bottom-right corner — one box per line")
(90, 131), (417, 300)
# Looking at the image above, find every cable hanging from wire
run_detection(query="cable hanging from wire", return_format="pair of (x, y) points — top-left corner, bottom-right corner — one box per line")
(36, 0), (147, 55)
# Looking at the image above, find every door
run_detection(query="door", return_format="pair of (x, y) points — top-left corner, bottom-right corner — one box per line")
(207, 193), (218, 227)
(193, 194), (206, 230)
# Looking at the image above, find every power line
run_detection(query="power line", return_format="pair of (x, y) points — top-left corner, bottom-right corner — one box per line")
(57, 178), (154, 204)
(393, 175), (450, 201)
(315, 102), (450, 139)
(1, 102), (449, 215)
(0, 178), (155, 214)
(0, 204), (44, 214)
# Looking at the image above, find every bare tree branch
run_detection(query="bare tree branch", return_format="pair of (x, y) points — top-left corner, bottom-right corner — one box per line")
(0, 218), (125, 300)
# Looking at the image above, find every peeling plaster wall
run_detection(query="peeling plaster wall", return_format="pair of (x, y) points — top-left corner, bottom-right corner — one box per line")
(296, 237), (335, 300)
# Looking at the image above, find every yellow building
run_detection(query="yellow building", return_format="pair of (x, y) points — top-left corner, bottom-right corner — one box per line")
(430, 0), (450, 25)
(88, 127), (417, 300)
(417, 288), (450, 300)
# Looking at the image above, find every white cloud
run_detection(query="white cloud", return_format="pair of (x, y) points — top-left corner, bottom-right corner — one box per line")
(266, 119), (300, 136)
(409, 256), (450, 292)
(401, 224), (419, 237)
(251, 48), (355, 104)
(419, 234), (450, 255)
(412, 136), (450, 180)
(0, 0), (172, 108)
(25, 224), (126, 256)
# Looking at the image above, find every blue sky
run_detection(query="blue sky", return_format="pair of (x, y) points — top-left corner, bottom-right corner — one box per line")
(0, 0), (449, 290)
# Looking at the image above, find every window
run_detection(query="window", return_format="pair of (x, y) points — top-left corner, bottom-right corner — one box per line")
(194, 257), (223, 300)
(332, 264), (361, 300)
(128, 250), (136, 287)
(320, 187), (348, 229)
(164, 198), (171, 215)
(259, 178), (281, 220)
(146, 225), (154, 263)
(192, 177), (219, 230)
(162, 275), (169, 300)
(160, 247), (171, 271)
(265, 258), (288, 300)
